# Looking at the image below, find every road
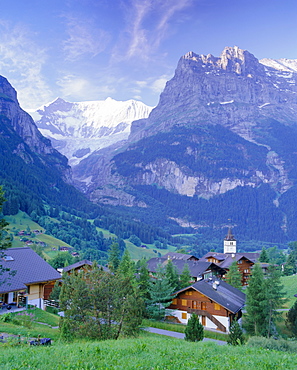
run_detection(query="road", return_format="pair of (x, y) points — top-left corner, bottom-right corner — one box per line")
(144, 327), (227, 345)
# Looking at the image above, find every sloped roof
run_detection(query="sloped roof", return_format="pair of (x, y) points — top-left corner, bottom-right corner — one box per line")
(162, 252), (198, 261)
(200, 252), (260, 269)
(176, 279), (246, 314)
(62, 259), (109, 273)
(146, 257), (225, 278)
(0, 247), (61, 294)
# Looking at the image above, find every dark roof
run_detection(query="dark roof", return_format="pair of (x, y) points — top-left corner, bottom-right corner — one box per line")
(146, 257), (225, 278)
(0, 247), (61, 294)
(176, 279), (246, 314)
(162, 252), (198, 261)
(200, 252), (260, 268)
(62, 259), (109, 273)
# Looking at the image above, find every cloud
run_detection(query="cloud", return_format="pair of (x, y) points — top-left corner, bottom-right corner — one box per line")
(0, 21), (53, 109)
(114, 0), (193, 61)
(63, 16), (111, 60)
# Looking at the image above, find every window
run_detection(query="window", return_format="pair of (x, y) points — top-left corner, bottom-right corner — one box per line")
(214, 303), (221, 310)
(182, 312), (187, 320)
(238, 260), (242, 264)
(192, 301), (197, 309)
(244, 269), (249, 273)
(185, 291), (193, 295)
(201, 302), (206, 310)
(172, 298), (177, 305)
(181, 299), (187, 306)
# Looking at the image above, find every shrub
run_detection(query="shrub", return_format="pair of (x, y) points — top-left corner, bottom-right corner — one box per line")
(227, 320), (244, 345)
(246, 336), (297, 353)
(12, 312), (35, 328)
(0, 313), (13, 322)
(184, 314), (204, 342)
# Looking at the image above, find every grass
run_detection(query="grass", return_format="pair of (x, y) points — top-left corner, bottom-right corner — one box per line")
(281, 275), (297, 309)
(142, 318), (228, 341)
(1, 333), (297, 369)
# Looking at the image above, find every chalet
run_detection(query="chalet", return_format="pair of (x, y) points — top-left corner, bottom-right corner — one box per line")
(147, 256), (226, 282)
(0, 247), (61, 309)
(60, 259), (109, 274)
(199, 228), (260, 285)
(168, 279), (245, 333)
(162, 252), (199, 261)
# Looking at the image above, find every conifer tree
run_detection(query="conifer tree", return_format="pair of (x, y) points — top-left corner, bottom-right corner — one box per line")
(137, 258), (151, 301)
(185, 314), (204, 342)
(265, 265), (287, 337)
(117, 248), (135, 280)
(179, 263), (192, 289)
(165, 259), (179, 291)
(225, 261), (242, 289)
(243, 263), (268, 336)
(259, 247), (270, 263)
(227, 320), (244, 345)
(286, 301), (297, 337)
(147, 264), (174, 320)
(108, 242), (121, 273)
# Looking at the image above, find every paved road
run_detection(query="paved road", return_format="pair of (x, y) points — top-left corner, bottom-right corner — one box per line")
(144, 327), (227, 345)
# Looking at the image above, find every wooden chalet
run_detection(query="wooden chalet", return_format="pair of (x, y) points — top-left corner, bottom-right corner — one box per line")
(147, 256), (226, 282)
(168, 279), (245, 333)
(0, 247), (61, 309)
(60, 259), (109, 275)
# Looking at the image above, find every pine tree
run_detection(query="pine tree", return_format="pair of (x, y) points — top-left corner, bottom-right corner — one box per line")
(137, 258), (151, 301)
(165, 259), (179, 291)
(117, 249), (135, 280)
(179, 262), (192, 289)
(265, 265), (287, 337)
(0, 187), (12, 285)
(147, 265), (174, 320)
(259, 247), (270, 263)
(108, 242), (121, 273)
(225, 261), (242, 289)
(243, 263), (268, 336)
(286, 301), (297, 337)
(185, 314), (204, 342)
(227, 320), (244, 345)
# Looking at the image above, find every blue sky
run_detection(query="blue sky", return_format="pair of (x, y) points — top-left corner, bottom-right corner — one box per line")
(0, 0), (296, 110)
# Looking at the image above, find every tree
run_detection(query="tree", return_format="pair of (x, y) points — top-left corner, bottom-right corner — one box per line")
(59, 269), (143, 341)
(108, 242), (121, 273)
(225, 261), (242, 289)
(49, 252), (74, 269)
(227, 320), (244, 345)
(179, 263), (192, 289)
(165, 259), (179, 291)
(259, 247), (269, 263)
(286, 301), (297, 337)
(117, 249), (135, 280)
(185, 314), (204, 342)
(147, 265), (174, 320)
(137, 258), (151, 301)
(265, 265), (287, 337)
(283, 252), (297, 276)
(243, 263), (268, 336)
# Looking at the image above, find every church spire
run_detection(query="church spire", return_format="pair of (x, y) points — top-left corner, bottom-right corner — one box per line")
(224, 226), (236, 254)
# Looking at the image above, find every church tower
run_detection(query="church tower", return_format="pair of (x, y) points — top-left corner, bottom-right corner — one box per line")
(224, 227), (236, 254)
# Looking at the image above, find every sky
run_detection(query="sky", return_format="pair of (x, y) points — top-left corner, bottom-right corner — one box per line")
(0, 0), (297, 110)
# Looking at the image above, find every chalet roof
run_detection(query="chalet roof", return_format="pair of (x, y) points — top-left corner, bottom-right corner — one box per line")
(62, 259), (109, 273)
(0, 247), (61, 294)
(176, 279), (246, 314)
(162, 252), (198, 261)
(200, 252), (260, 269)
(146, 257), (225, 278)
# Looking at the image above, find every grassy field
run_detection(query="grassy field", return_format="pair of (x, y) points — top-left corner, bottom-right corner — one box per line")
(1, 332), (297, 369)
(281, 275), (297, 309)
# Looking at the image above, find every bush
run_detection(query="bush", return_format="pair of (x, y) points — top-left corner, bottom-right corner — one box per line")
(184, 314), (204, 342)
(246, 336), (297, 353)
(12, 312), (35, 328)
(0, 313), (13, 322)
(227, 320), (244, 345)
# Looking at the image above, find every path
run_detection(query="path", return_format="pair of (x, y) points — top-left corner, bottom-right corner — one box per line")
(144, 327), (227, 345)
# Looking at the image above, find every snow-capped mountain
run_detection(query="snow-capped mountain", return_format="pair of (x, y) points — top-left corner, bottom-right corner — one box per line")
(28, 97), (153, 166)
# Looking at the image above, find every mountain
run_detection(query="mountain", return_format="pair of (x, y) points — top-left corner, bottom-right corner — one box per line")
(0, 75), (104, 215)
(29, 97), (153, 166)
(72, 46), (297, 243)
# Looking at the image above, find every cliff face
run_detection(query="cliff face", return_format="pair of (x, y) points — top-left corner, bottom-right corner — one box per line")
(0, 76), (71, 181)
(72, 47), (297, 241)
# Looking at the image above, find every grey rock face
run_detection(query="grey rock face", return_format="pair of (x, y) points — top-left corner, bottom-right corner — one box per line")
(74, 46), (297, 207)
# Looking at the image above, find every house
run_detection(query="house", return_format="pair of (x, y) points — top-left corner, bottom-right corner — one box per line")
(0, 247), (61, 309)
(162, 252), (199, 261)
(60, 259), (109, 274)
(199, 228), (260, 285)
(168, 278), (245, 333)
(147, 256), (226, 282)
